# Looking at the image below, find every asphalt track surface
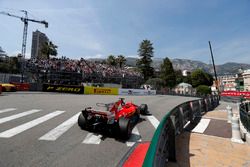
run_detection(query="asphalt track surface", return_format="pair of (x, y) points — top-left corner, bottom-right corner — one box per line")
(0, 92), (198, 167)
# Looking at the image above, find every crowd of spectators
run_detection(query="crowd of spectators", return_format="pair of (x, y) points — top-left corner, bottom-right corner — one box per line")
(26, 57), (142, 79)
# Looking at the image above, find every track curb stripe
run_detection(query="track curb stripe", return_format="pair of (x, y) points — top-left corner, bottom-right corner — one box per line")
(192, 118), (211, 133)
(126, 126), (141, 147)
(0, 109), (41, 124)
(39, 112), (80, 141)
(146, 115), (160, 129)
(0, 110), (65, 138)
(82, 133), (102, 144)
(0, 108), (17, 114)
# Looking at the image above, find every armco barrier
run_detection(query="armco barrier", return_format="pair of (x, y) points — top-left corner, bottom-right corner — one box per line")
(119, 89), (156, 95)
(220, 96), (241, 103)
(143, 95), (220, 167)
(10, 82), (30, 91)
(240, 102), (250, 132)
(84, 86), (118, 95)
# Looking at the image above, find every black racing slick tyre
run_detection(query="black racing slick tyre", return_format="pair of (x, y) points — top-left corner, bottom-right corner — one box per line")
(119, 117), (132, 140)
(135, 112), (140, 122)
(78, 113), (87, 129)
(139, 104), (149, 115)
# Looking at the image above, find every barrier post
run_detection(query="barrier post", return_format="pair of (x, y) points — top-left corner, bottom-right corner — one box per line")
(237, 102), (241, 114)
(189, 102), (194, 123)
(179, 106), (185, 129)
(198, 100), (202, 116)
(227, 105), (233, 123)
(231, 113), (244, 144)
(204, 98), (208, 112)
(246, 133), (250, 145)
(168, 124), (176, 162)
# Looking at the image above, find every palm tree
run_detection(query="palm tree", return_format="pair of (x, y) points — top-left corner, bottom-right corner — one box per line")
(107, 55), (117, 66)
(41, 41), (58, 59)
(117, 55), (126, 68)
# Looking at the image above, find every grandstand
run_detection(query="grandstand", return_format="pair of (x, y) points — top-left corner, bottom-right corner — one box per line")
(25, 57), (143, 89)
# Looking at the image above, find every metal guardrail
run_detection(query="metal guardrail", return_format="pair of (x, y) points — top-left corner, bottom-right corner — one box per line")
(220, 96), (241, 103)
(240, 102), (250, 132)
(143, 95), (220, 167)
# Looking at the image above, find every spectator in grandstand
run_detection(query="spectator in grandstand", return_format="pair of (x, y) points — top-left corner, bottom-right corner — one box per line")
(26, 57), (142, 79)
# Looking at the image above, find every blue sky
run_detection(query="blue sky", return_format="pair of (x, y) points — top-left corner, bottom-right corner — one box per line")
(0, 0), (249, 64)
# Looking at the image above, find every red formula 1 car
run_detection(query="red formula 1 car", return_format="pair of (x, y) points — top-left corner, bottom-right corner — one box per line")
(78, 98), (149, 139)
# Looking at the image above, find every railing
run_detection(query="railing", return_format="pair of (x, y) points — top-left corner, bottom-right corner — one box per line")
(239, 102), (250, 132)
(220, 96), (241, 103)
(143, 95), (220, 167)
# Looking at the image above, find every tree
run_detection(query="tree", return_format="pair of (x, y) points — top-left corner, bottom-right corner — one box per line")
(116, 55), (126, 68)
(175, 70), (183, 84)
(0, 56), (20, 73)
(191, 69), (213, 87)
(0, 62), (9, 73)
(107, 55), (117, 66)
(145, 78), (164, 90)
(204, 73), (214, 86)
(41, 41), (58, 59)
(160, 57), (176, 88)
(9, 57), (20, 73)
(136, 39), (154, 81)
(183, 75), (192, 85)
(196, 85), (211, 96)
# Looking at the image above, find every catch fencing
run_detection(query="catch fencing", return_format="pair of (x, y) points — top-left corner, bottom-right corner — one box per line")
(239, 102), (250, 133)
(143, 95), (220, 167)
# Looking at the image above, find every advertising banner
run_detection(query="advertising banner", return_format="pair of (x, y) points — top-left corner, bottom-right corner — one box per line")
(84, 86), (119, 95)
(221, 91), (250, 98)
(10, 82), (30, 91)
(119, 89), (156, 95)
(43, 84), (84, 94)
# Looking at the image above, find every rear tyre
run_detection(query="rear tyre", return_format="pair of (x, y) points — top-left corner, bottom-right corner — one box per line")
(78, 113), (87, 129)
(139, 104), (149, 115)
(119, 117), (132, 140)
(135, 110), (140, 122)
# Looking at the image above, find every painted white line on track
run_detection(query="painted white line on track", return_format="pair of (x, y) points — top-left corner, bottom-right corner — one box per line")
(0, 110), (65, 138)
(146, 115), (160, 129)
(126, 126), (141, 147)
(82, 133), (102, 144)
(0, 108), (17, 114)
(192, 118), (211, 133)
(39, 112), (80, 141)
(0, 109), (41, 124)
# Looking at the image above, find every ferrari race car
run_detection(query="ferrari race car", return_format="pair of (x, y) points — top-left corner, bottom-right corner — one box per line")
(78, 98), (150, 139)
(0, 83), (17, 92)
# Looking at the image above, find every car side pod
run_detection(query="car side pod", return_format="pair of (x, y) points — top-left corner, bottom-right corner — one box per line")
(139, 104), (151, 115)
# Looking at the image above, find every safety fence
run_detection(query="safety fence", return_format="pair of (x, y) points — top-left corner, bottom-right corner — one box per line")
(220, 96), (241, 103)
(239, 102), (250, 132)
(142, 95), (220, 167)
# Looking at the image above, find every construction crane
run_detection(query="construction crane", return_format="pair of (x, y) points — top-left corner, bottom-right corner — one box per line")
(0, 10), (48, 82)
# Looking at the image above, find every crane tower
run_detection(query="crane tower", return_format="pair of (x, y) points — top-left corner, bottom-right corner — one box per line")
(0, 10), (48, 82)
